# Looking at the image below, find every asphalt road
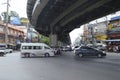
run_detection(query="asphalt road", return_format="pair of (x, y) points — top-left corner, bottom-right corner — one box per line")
(0, 51), (120, 80)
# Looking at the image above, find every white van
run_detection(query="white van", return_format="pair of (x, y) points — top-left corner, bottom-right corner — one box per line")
(20, 43), (54, 58)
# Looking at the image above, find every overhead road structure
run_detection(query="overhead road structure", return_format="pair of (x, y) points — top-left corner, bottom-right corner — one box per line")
(27, 0), (120, 46)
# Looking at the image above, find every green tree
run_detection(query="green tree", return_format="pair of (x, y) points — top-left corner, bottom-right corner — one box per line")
(1, 12), (8, 23)
(39, 34), (50, 45)
(10, 11), (19, 17)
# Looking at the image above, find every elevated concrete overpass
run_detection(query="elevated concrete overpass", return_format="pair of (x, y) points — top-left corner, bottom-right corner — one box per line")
(27, 0), (120, 46)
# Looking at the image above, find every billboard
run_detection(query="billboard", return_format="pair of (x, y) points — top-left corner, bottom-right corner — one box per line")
(10, 16), (21, 25)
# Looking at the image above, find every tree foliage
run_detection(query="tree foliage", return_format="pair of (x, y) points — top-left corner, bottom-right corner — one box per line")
(10, 11), (19, 17)
(39, 34), (50, 45)
(1, 12), (8, 22)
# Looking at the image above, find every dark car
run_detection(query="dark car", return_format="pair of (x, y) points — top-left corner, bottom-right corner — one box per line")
(74, 46), (106, 58)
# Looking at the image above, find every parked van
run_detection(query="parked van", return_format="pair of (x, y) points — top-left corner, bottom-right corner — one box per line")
(20, 43), (54, 58)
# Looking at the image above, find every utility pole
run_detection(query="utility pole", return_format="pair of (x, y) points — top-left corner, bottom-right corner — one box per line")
(30, 28), (33, 42)
(5, 0), (9, 47)
(91, 26), (94, 45)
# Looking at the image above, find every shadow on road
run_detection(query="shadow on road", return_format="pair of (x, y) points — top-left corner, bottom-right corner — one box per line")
(73, 55), (104, 61)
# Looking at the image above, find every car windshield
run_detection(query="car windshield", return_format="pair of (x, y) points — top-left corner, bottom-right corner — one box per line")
(0, 45), (6, 50)
(0, 47), (5, 50)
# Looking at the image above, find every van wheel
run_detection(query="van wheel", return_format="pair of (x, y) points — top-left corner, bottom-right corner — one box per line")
(27, 53), (30, 58)
(44, 53), (50, 57)
(25, 53), (30, 58)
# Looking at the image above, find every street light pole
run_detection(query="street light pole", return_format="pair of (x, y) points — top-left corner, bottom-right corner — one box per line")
(5, 0), (9, 46)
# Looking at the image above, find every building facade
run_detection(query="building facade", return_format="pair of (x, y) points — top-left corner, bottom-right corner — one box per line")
(83, 21), (107, 45)
(0, 21), (24, 50)
(106, 16), (120, 52)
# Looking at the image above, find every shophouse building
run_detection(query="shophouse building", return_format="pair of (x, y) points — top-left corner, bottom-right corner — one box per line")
(106, 16), (120, 52)
(83, 21), (107, 45)
(0, 21), (24, 50)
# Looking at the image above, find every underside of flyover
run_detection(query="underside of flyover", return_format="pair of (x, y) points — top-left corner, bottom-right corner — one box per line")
(27, 0), (120, 45)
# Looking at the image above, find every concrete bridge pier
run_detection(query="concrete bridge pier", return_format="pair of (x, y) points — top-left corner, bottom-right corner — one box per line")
(49, 34), (64, 47)
(49, 34), (58, 47)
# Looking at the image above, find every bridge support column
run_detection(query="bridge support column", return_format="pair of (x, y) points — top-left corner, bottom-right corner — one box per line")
(58, 41), (64, 46)
(49, 34), (58, 47)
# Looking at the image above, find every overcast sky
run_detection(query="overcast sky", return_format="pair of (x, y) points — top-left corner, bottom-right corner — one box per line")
(0, 0), (120, 44)
(0, 0), (27, 17)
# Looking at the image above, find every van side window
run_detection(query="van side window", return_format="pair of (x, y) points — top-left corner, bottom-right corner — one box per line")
(38, 46), (42, 49)
(28, 46), (32, 49)
(22, 46), (27, 49)
(33, 46), (36, 49)
(22, 46), (32, 49)
(33, 46), (42, 49)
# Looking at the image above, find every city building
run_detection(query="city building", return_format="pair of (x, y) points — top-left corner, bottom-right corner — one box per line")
(83, 21), (107, 46)
(19, 18), (40, 43)
(0, 21), (24, 50)
(106, 16), (120, 52)
(107, 16), (120, 39)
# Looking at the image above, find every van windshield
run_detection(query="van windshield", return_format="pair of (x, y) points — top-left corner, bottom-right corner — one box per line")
(44, 46), (51, 49)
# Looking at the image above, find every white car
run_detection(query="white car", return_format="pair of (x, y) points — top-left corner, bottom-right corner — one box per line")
(0, 49), (6, 56)
(6, 49), (13, 53)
